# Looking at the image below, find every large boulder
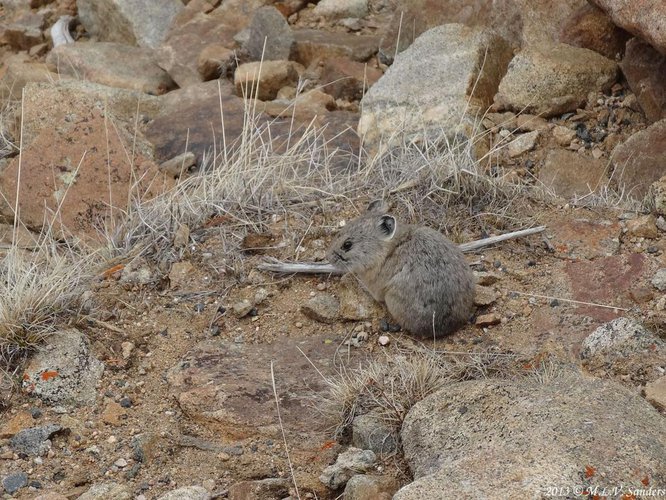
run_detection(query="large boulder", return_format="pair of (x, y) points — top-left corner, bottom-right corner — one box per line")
(46, 42), (176, 95)
(494, 42), (617, 117)
(144, 80), (359, 168)
(612, 118), (666, 199)
(359, 24), (512, 155)
(0, 80), (167, 238)
(396, 373), (666, 498)
(590, 0), (666, 54)
(378, 0), (587, 64)
(620, 38), (666, 123)
(77, 0), (183, 49)
(558, 3), (630, 59)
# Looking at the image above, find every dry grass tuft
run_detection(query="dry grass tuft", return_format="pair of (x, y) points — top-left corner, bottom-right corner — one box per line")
(0, 237), (95, 364)
(106, 108), (361, 263)
(323, 347), (517, 440)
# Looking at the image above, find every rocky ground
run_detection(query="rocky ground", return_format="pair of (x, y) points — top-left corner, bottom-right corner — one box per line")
(0, 0), (665, 499)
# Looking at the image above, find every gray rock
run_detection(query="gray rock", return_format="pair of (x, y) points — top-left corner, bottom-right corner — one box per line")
(313, 0), (368, 20)
(78, 482), (132, 500)
(300, 294), (340, 324)
(319, 447), (376, 489)
(159, 152), (197, 178)
(244, 7), (294, 61)
(494, 42), (617, 117)
(613, 119), (666, 198)
(343, 474), (400, 500)
(581, 317), (664, 359)
(359, 24), (512, 156)
(507, 130), (539, 157)
(21, 329), (104, 405)
(232, 299), (254, 318)
(473, 285), (497, 306)
(46, 42), (176, 95)
(2, 472), (28, 494)
(652, 269), (666, 292)
(228, 478), (290, 500)
(396, 373), (666, 498)
(10, 424), (63, 456)
(157, 486), (211, 500)
(77, 0), (183, 49)
(352, 412), (399, 455)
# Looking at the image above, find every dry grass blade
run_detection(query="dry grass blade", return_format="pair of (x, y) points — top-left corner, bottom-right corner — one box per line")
(0, 239), (96, 371)
(322, 346), (518, 440)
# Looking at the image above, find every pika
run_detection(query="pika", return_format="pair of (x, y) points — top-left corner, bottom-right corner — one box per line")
(327, 201), (475, 338)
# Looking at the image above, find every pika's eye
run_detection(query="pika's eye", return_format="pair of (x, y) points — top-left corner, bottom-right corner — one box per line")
(341, 240), (353, 251)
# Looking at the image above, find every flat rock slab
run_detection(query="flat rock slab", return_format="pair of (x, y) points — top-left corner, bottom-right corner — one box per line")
(397, 374), (666, 499)
(539, 149), (608, 199)
(359, 23), (512, 155)
(77, 0), (183, 49)
(167, 334), (363, 440)
(564, 253), (645, 322)
(547, 217), (620, 260)
(47, 42), (176, 95)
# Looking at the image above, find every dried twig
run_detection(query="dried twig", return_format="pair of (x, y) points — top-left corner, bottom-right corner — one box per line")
(258, 226), (547, 274)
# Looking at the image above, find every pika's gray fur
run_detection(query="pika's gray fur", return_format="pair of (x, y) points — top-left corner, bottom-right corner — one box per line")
(327, 201), (475, 338)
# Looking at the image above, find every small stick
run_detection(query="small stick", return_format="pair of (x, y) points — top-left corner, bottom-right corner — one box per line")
(458, 226), (546, 252)
(257, 226), (547, 274)
(510, 291), (630, 311)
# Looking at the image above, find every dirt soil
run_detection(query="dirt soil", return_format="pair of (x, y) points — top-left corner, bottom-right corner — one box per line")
(1, 198), (664, 499)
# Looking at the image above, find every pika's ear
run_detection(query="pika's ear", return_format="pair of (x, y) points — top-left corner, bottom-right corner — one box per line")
(367, 199), (389, 214)
(378, 215), (396, 240)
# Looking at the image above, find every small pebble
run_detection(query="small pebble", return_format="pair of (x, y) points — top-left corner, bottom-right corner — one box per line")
(114, 458), (128, 468)
(316, 283), (327, 291)
(378, 335), (390, 346)
(119, 397), (133, 408)
(30, 408), (42, 419)
(194, 303), (205, 313)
